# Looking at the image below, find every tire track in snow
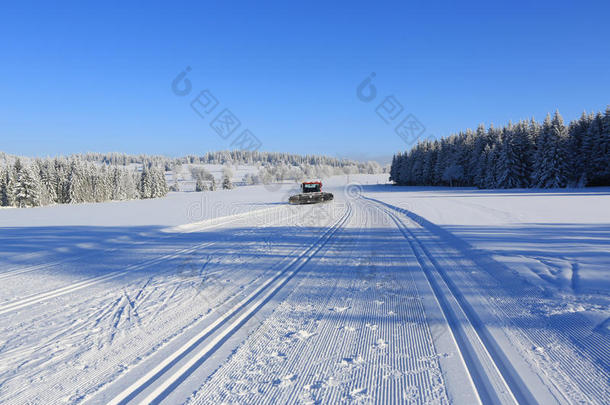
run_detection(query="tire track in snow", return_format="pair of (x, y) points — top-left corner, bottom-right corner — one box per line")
(366, 197), (521, 405)
(188, 197), (465, 404)
(103, 202), (352, 405)
(367, 196), (609, 404)
(194, 202), (370, 405)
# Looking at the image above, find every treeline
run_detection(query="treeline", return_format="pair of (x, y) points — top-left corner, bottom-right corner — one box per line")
(245, 161), (379, 185)
(390, 107), (610, 188)
(0, 158), (167, 208)
(74, 150), (383, 174)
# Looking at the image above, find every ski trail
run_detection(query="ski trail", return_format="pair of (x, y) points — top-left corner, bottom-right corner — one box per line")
(188, 197), (475, 405)
(374, 201), (520, 404)
(365, 195), (608, 404)
(0, 207), (328, 403)
(103, 202), (352, 405)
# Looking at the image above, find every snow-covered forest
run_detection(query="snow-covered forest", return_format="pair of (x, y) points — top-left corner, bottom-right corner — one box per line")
(0, 151), (383, 208)
(0, 158), (167, 208)
(70, 150), (383, 174)
(390, 107), (610, 188)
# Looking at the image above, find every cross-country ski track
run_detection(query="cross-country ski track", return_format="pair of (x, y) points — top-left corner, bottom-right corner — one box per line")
(0, 182), (608, 404)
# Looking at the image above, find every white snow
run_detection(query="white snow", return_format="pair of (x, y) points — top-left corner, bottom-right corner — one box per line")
(366, 186), (610, 297)
(0, 176), (608, 404)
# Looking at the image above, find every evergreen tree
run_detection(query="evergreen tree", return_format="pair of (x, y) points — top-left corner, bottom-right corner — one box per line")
(13, 165), (42, 208)
(222, 175), (234, 189)
(148, 167), (168, 198)
(567, 112), (590, 186)
(470, 124), (487, 187)
(433, 139), (448, 185)
(513, 120), (534, 187)
(475, 144), (490, 188)
(422, 142), (437, 185)
(533, 112), (568, 188)
(110, 167), (125, 200)
(588, 107), (610, 185)
(389, 154), (399, 183)
(484, 143), (498, 188)
(496, 123), (522, 188)
(36, 159), (58, 205)
(0, 166), (10, 206)
(484, 126), (501, 188)
(388, 107), (607, 190)
(139, 166), (153, 198)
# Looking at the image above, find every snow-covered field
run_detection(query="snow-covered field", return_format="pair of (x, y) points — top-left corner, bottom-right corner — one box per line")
(0, 175), (608, 404)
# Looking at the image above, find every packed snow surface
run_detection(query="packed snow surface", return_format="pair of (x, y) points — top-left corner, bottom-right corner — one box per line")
(0, 176), (608, 404)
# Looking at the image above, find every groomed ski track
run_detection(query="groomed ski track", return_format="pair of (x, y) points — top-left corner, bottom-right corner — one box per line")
(1, 186), (608, 404)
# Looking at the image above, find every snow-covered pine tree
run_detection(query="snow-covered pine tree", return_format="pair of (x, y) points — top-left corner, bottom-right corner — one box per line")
(13, 158), (23, 176)
(460, 129), (476, 185)
(495, 123), (522, 188)
(422, 141), (438, 185)
(66, 160), (84, 203)
(139, 166), (153, 198)
(397, 151), (412, 185)
(483, 143), (498, 188)
(475, 144), (490, 189)
(148, 167), (168, 198)
(158, 167), (169, 196)
(93, 165), (110, 202)
(483, 126), (501, 188)
(533, 112), (568, 188)
(122, 168), (138, 199)
(13, 164), (42, 208)
(35, 159), (58, 205)
(581, 113), (599, 185)
(110, 166), (124, 200)
(53, 158), (69, 203)
(433, 139), (448, 185)
(511, 120), (534, 187)
(0, 165), (10, 206)
(590, 106), (610, 185)
(552, 111), (570, 185)
(389, 154), (399, 183)
(567, 112), (590, 186)
(469, 125), (487, 187)
(222, 175), (233, 189)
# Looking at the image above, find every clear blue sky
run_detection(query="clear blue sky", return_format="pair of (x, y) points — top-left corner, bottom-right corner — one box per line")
(1, 0), (608, 162)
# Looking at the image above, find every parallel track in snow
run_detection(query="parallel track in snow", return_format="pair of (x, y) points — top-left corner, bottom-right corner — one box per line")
(1, 204), (333, 405)
(0, 206), (297, 316)
(188, 198), (466, 404)
(365, 197), (607, 404)
(365, 197), (523, 405)
(0, 242), (216, 316)
(103, 202), (353, 405)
